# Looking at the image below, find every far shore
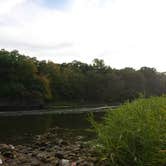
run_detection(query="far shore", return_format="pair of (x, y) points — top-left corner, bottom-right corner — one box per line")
(0, 102), (119, 112)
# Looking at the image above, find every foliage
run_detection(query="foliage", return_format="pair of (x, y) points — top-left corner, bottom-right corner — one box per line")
(0, 49), (51, 104)
(1, 49), (166, 105)
(90, 96), (166, 165)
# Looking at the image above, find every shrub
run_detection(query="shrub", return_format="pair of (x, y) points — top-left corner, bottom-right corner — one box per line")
(90, 96), (166, 166)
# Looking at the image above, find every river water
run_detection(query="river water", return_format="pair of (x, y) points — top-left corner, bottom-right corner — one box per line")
(0, 106), (114, 144)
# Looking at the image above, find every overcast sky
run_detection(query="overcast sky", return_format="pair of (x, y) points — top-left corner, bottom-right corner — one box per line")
(0, 0), (166, 71)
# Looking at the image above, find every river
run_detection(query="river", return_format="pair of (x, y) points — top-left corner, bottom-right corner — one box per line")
(0, 106), (114, 145)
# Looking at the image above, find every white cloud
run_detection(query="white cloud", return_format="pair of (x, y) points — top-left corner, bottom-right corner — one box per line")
(0, 0), (26, 15)
(0, 0), (166, 71)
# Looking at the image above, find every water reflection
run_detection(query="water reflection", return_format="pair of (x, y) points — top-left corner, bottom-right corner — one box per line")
(0, 112), (105, 144)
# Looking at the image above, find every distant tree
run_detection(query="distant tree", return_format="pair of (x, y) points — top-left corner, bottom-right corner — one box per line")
(1, 49), (166, 106)
(0, 49), (51, 105)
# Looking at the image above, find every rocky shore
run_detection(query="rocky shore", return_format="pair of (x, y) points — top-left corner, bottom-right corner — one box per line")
(0, 128), (108, 166)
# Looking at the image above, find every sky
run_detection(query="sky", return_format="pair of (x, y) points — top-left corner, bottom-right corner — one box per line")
(0, 0), (166, 71)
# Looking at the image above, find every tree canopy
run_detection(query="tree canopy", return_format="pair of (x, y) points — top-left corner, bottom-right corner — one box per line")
(0, 49), (166, 106)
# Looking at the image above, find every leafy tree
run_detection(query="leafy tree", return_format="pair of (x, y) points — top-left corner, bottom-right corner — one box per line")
(1, 49), (166, 107)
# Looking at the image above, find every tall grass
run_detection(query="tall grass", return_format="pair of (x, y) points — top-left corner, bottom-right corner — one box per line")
(90, 96), (166, 165)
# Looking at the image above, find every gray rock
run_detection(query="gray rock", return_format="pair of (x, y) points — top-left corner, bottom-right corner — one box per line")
(31, 158), (40, 166)
(60, 159), (70, 166)
(55, 151), (64, 159)
(0, 158), (3, 165)
(2, 150), (14, 159)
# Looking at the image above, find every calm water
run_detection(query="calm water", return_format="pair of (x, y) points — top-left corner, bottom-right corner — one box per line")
(0, 107), (112, 144)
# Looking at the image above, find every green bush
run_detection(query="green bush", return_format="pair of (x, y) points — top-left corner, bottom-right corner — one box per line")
(90, 96), (166, 166)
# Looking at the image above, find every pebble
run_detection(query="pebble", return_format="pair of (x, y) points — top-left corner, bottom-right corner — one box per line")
(0, 127), (104, 166)
(31, 158), (40, 166)
(60, 159), (70, 166)
(55, 151), (64, 159)
(9, 144), (15, 150)
(0, 158), (2, 165)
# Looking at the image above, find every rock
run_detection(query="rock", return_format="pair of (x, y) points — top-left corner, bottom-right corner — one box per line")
(77, 136), (84, 140)
(9, 144), (15, 150)
(57, 139), (63, 145)
(46, 156), (56, 163)
(36, 152), (56, 163)
(0, 158), (2, 165)
(54, 145), (61, 151)
(60, 159), (70, 166)
(0, 144), (10, 151)
(1, 150), (14, 159)
(39, 146), (46, 151)
(31, 150), (39, 157)
(37, 152), (49, 162)
(16, 145), (25, 150)
(88, 157), (98, 162)
(50, 159), (59, 165)
(59, 140), (68, 146)
(80, 161), (92, 166)
(76, 158), (84, 165)
(31, 158), (40, 166)
(55, 151), (64, 159)
(17, 154), (29, 164)
(0, 127), (104, 165)
(35, 141), (47, 147)
(27, 147), (33, 151)
(71, 161), (77, 166)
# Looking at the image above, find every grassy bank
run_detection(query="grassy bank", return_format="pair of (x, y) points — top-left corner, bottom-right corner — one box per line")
(90, 96), (166, 166)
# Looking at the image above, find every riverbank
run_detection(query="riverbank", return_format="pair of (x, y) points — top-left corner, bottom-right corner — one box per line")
(0, 127), (108, 166)
(0, 103), (117, 112)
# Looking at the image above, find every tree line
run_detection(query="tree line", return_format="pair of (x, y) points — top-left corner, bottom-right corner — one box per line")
(0, 49), (166, 106)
